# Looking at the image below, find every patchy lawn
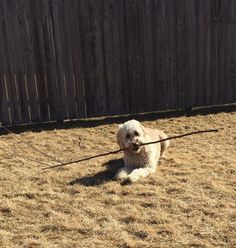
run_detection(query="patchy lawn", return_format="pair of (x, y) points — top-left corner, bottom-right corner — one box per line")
(0, 111), (235, 248)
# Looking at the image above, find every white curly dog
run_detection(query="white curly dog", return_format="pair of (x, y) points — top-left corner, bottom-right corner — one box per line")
(116, 119), (169, 184)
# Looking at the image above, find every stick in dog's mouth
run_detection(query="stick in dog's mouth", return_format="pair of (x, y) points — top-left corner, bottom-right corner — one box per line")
(42, 129), (219, 170)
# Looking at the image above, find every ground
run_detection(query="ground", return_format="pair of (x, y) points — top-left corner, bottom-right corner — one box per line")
(0, 110), (235, 248)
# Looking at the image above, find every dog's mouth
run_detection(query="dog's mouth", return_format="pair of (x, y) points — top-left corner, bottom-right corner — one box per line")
(130, 144), (141, 152)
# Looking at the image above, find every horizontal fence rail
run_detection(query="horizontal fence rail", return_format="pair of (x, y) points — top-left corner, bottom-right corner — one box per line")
(0, 0), (236, 126)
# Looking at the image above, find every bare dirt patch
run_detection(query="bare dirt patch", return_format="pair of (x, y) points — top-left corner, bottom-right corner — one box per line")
(0, 112), (235, 248)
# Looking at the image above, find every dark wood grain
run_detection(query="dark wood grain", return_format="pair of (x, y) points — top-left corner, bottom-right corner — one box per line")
(0, 0), (235, 126)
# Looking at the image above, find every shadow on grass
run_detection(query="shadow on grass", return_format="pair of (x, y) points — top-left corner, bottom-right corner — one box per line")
(1, 104), (235, 135)
(69, 158), (123, 186)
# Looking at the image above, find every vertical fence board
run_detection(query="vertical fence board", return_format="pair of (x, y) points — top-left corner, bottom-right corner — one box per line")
(29, 0), (51, 122)
(71, 0), (88, 118)
(124, 0), (147, 113)
(1, 0), (20, 125)
(165, 0), (177, 109)
(228, 0), (236, 103)
(78, 0), (108, 117)
(103, 0), (122, 115)
(22, 0), (41, 123)
(151, 0), (162, 110)
(12, 0), (30, 124)
(118, 0), (130, 114)
(58, 0), (76, 119)
(42, 0), (59, 121)
(51, 0), (66, 121)
(0, 2), (10, 125)
(195, 0), (204, 106)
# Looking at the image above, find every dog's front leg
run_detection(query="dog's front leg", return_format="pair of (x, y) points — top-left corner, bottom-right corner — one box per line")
(126, 167), (156, 183)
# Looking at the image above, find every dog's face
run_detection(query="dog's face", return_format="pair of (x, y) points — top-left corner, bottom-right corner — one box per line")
(117, 120), (145, 153)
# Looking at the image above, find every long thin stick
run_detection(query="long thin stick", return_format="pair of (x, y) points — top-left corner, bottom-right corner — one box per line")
(42, 129), (218, 170)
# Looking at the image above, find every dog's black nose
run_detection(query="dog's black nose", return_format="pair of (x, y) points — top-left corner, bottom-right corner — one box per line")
(132, 143), (139, 150)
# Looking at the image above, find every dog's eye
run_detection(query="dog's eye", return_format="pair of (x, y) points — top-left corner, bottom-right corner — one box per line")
(134, 131), (139, 136)
(126, 134), (131, 139)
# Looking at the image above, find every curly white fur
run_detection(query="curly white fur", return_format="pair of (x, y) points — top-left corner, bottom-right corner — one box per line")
(116, 119), (169, 184)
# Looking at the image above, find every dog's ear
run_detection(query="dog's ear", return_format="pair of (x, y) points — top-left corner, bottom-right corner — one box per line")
(117, 124), (124, 149)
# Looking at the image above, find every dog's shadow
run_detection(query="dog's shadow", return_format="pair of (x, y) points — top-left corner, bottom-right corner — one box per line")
(69, 158), (123, 186)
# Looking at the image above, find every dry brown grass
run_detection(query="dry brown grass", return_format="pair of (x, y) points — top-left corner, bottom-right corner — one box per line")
(0, 112), (235, 248)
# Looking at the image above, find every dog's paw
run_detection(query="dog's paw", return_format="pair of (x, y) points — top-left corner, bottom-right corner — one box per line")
(115, 169), (129, 181)
(121, 174), (139, 185)
(120, 177), (133, 186)
(115, 174), (127, 181)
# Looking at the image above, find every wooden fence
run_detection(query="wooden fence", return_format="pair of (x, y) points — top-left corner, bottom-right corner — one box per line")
(0, 0), (236, 126)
